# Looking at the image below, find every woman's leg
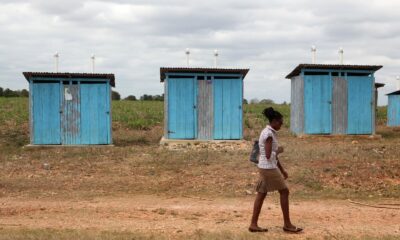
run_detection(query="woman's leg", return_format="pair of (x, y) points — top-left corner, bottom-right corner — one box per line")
(278, 188), (295, 228)
(249, 192), (267, 229)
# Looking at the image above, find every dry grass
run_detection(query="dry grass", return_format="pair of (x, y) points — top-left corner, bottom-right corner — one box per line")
(0, 98), (399, 200)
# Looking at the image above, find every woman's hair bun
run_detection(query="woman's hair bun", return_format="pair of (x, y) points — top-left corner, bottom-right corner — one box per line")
(263, 107), (275, 119)
(262, 107), (282, 122)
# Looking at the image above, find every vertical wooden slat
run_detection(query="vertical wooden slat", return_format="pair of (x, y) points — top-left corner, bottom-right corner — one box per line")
(371, 76), (376, 134)
(213, 79), (223, 139)
(197, 78), (213, 140)
(61, 83), (81, 144)
(332, 77), (347, 134)
(29, 79), (33, 144)
(106, 80), (112, 144)
(164, 77), (168, 138)
(290, 76), (304, 134)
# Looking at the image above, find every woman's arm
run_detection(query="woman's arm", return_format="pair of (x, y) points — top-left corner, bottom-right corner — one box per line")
(264, 137), (273, 159)
(277, 160), (288, 179)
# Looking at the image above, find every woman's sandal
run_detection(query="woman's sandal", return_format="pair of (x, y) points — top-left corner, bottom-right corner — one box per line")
(248, 227), (268, 232)
(283, 226), (303, 233)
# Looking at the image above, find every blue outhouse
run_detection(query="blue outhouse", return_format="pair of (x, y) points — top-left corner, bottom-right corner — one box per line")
(286, 64), (382, 135)
(160, 67), (249, 140)
(23, 72), (115, 145)
(387, 90), (400, 127)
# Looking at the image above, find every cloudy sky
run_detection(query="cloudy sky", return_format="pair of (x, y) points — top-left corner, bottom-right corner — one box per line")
(1, 0), (399, 105)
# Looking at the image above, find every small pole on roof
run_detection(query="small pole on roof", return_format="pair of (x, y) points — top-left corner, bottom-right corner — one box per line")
(339, 47), (344, 64)
(311, 45), (316, 64)
(214, 49), (219, 68)
(397, 76), (400, 91)
(185, 48), (190, 67)
(91, 54), (95, 73)
(54, 52), (59, 73)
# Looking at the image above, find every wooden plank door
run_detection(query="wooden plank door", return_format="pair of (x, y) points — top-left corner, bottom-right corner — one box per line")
(32, 82), (61, 144)
(388, 95), (400, 126)
(347, 76), (373, 134)
(213, 79), (243, 139)
(80, 83), (110, 144)
(304, 75), (333, 134)
(167, 78), (197, 139)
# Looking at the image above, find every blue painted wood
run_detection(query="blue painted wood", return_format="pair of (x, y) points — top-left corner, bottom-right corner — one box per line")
(106, 80), (112, 144)
(347, 76), (373, 134)
(304, 75), (332, 134)
(29, 80), (33, 144)
(31, 77), (109, 84)
(213, 79), (223, 139)
(388, 95), (400, 126)
(165, 73), (242, 78)
(213, 79), (243, 139)
(80, 83), (109, 144)
(32, 82), (61, 144)
(302, 69), (373, 74)
(61, 84), (81, 144)
(167, 78), (196, 139)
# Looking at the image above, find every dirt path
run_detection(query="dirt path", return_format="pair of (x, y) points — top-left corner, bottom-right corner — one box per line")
(0, 195), (399, 239)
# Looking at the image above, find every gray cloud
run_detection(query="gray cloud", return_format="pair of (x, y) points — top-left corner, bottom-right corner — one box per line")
(0, 0), (399, 105)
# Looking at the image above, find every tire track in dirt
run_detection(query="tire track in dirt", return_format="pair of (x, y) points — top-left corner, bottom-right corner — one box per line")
(0, 196), (399, 239)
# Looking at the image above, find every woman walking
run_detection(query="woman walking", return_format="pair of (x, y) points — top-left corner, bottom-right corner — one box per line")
(249, 107), (303, 233)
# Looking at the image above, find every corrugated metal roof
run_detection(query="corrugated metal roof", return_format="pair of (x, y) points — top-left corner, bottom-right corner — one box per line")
(387, 90), (400, 95)
(23, 72), (116, 87)
(160, 67), (249, 82)
(286, 64), (383, 79)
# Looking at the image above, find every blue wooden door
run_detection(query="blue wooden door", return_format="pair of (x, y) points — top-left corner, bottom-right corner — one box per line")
(61, 83), (81, 144)
(32, 82), (61, 144)
(213, 79), (243, 139)
(388, 95), (400, 126)
(304, 75), (332, 134)
(347, 76), (373, 134)
(80, 83), (110, 144)
(167, 78), (197, 139)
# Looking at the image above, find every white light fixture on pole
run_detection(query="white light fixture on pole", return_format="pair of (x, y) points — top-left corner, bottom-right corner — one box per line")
(339, 47), (344, 64)
(397, 76), (400, 91)
(54, 52), (59, 72)
(185, 48), (190, 67)
(311, 45), (316, 64)
(91, 54), (95, 73)
(214, 49), (219, 67)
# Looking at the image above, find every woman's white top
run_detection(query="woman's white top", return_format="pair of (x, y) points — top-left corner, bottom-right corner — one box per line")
(257, 125), (278, 169)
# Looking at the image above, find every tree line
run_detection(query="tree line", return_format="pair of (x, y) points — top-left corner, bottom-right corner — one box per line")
(0, 87), (164, 101)
(0, 87), (29, 97)
(112, 91), (164, 101)
(1, 87), (285, 105)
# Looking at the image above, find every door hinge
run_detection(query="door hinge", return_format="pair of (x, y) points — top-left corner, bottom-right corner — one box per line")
(168, 130), (175, 134)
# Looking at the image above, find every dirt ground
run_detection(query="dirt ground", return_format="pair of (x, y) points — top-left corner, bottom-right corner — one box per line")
(1, 100), (400, 239)
(1, 195), (399, 239)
